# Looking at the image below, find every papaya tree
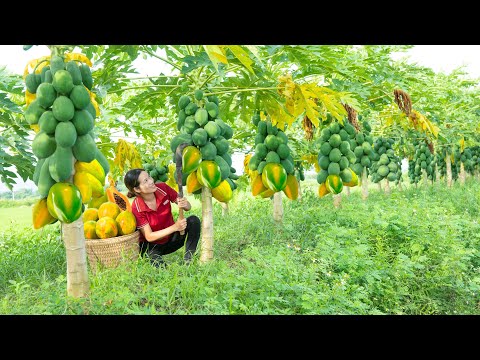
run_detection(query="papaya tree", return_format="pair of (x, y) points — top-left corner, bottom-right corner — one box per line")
(24, 45), (109, 297)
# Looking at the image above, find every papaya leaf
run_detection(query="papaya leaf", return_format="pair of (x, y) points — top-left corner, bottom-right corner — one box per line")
(181, 53), (212, 74)
(112, 139), (143, 181)
(203, 46), (228, 72)
(227, 46), (254, 74)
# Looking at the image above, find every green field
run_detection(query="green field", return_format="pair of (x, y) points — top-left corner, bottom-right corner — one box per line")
(0, 206), (33, 231)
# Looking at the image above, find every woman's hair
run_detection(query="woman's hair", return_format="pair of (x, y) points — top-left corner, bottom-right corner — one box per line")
(124, 168), (145, 198)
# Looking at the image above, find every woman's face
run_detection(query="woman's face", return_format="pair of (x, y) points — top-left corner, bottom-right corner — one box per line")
(135, 171), (156, 195)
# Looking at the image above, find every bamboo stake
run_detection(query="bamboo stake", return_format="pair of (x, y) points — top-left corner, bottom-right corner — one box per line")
(333, 194), (342, 208)
(384, 179), (391, 195)
(361, 167), (369, 200)
(446, 152), (453, 188)
(459, 162), (466, 185)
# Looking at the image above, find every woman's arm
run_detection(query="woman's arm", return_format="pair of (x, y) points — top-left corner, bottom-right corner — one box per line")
(140, 220), (186, 242)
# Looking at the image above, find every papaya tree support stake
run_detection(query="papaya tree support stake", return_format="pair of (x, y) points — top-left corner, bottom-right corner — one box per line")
(333, 194), (342, 209)
(200, 186), (214, 263)
(220, 202), (229, 216)
(446, 152), (453, 188)
(361, 167), (369, 200)
(62, 217), (89, 298)
(273, 191), (283, 223)
(384, 179), (391, 195)
(422, 168), (428, 187)
(459, 162), (466, 185)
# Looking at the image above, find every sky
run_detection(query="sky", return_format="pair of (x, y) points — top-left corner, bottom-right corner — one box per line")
(2, 45), (480, 192)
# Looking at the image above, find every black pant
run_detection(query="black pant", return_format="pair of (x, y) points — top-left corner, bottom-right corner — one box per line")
(139, 215), (201, 267)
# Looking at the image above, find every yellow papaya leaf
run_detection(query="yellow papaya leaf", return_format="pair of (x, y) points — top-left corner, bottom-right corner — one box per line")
(203, 45), (228, 71)
(114, 139), (142, 175)
(460, 137), (465, 153)
(64, 52), (92, 67)
(277, 73), (350, 129)
(25, 90), (36, 106)
(23, 56), (50, 77)
(301, 154), (319, 172)
(227, 45), (254, 73)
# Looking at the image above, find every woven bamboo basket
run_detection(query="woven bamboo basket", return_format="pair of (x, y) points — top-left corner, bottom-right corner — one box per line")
(85, 231), (140, 273)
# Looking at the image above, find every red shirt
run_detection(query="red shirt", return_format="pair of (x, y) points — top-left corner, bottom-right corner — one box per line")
(131, 182), (179, 244)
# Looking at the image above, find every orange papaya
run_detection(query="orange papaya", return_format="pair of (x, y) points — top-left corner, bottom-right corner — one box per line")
(318, 182), (330, 198)
(282, 174), (299, 200)
(115, 210), (137, 235)
(186, 170), (202, 194)
(32, 197), (57, 229)
(106, 176), (132, 212)
(251, 173), (268, 196)
(211, 179), (233, 203)
(261, 163), (287, 192)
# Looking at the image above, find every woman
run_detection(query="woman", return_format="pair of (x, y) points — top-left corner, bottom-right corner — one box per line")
(124, 168), (201, 267)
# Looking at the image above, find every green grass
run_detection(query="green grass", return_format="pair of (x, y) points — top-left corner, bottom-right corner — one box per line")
(1, 177), (480, 315)
(0, 205), (33, 231)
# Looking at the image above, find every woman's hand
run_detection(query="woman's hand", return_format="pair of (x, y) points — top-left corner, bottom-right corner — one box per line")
(177, 197), (190, 210)
(175, 218), (187, 232)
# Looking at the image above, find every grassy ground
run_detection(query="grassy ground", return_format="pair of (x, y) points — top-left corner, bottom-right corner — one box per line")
(2, 177), (480, 315)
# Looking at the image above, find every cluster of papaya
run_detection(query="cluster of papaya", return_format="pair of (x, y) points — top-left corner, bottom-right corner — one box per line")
(28, 53), (109, 229)
(436, 146), (460, 181)
(170, 90), (238, 203)
(463, 146), (480, 175)
(349, 120), (375, 178)
(294, 161), (305, 183)
(248, 113), (299, 200)
(316, 121), (358, 197)
(83, 201), (137, 239)
(369, 137), (403, 185)
(408, 139), (436, 183)
(143, 159), (169, 183)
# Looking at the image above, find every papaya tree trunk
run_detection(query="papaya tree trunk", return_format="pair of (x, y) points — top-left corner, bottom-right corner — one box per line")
(333, 193), (342, 208)
(200, 186), (214, 263)
(397, 180), (403, 191)
(384, 179), (391, 195)
(446, 152), (453, 188)
(361, 167), (369, 200)
(344, 186), (350, 196)
(62, 217), (89, 298)
(273, 191), (283, 223)
(297, 181), (302, 201)
(220, 202), (229, 216)
(459, 162), (466, 185)
(422, 169), (428, 187)
(377, 181), (382, 192)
